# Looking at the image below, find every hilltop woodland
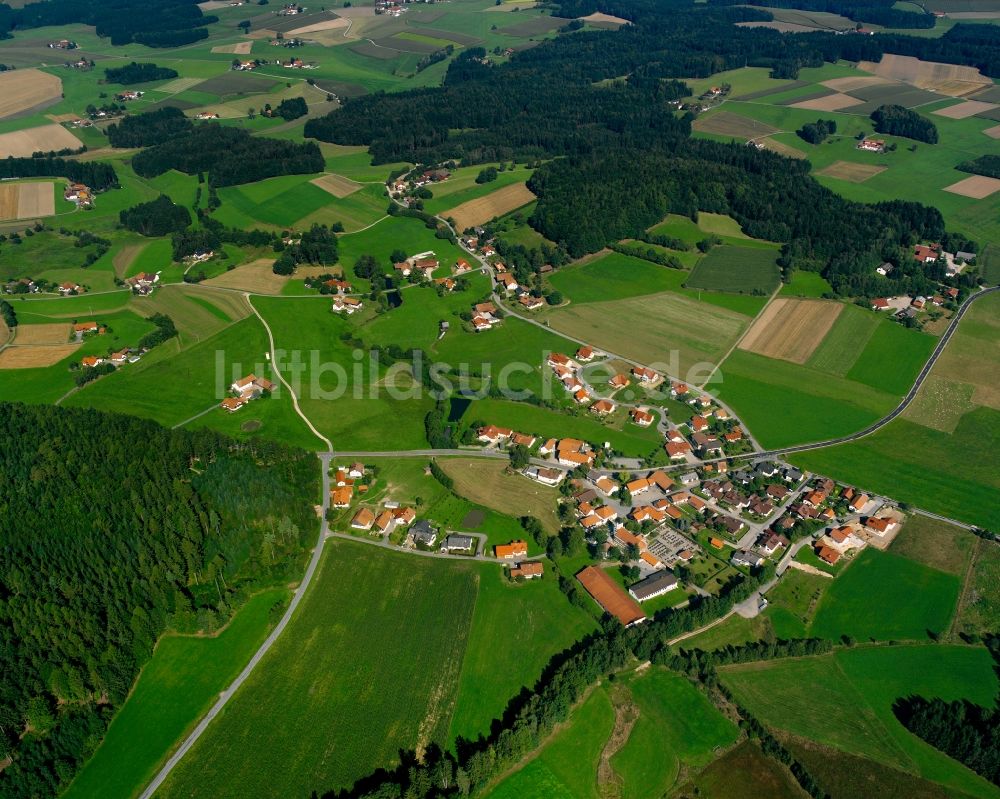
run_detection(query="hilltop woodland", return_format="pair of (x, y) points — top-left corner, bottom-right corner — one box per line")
(0, 0), (216, 47)
(0, 404), (319, 799)
(131, 124), (324, 187)
(870, 104), (938, 144)
(107, 107), (196, 149)
(120, 194), (191, 237)
(104, 62), (178, 84)
(306, 1), (999, 296)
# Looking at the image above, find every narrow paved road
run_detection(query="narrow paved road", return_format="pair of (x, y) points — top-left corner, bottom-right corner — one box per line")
(138, 457), (332, 799)
(247, 293), (333, 453)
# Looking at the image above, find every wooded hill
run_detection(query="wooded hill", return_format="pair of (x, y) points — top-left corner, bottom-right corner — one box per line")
(0, 404), (319, 799)
(305, 1), (994, 295)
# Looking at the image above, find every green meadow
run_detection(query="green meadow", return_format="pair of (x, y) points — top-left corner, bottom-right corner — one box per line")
(722, 645), (999, 799)
(686, 244), (781, 295)
(64, 589), (288, 799)
(158, 541), (480, 799)
(810, 549), (960, 641)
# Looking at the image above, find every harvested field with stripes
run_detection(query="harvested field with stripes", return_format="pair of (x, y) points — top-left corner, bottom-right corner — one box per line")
(12, 323), (71, 345)
(0, 182), (54, 220)
(0, 124), (81, 158)
(446, 183), (535, 231)
(790, 93), (861, 112)
(0, 342), (79, 368)
(0, 69), (62, 119)
(943, 175), (1000, 199)
(693, 111), (778, 139)
(310, 173), (362, 198)
(857, 54), (991, 96)
(203, 260), (290, 295)
(738, 298), (843, 364)
(933, 100), (999, 119)
(816, 161), (887, 183)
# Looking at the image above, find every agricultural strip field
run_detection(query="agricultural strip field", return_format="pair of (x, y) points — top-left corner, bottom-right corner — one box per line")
(449, 567), (596, 743)
(692, 110), (778, 139)
(933, 99), (999, 120)
(805, 304), (879, 375)
(0, 341), (79, 368)
(158, 541), (480, 799)
(685, 245), (780, 294)
(857, 54), (992, 96)
(889, 515), (977, 578)
(131, 284), (251, 345)
(310, 173), (362, 198)
(943, 175), (1000, 199)
(545, 291), (751, 378)
(737, 298), (843, 364)
(790, 92), (862, 111)
(0, 181), (55, 220)
(203, 260), (289, 295)
(721, 645), (999, 799)
(0, 123), (81, 158)
(0, 68), (62, 118)
(63, 589), (288, 799)
(816, 161), (887, 183)
(446, 182), (536, 231)
(810, 549), (960, 641)
(792, 293), (999, 528)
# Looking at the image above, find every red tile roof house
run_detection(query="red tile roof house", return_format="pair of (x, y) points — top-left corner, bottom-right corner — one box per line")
(351, 508), (376, 530)
(576, 346), (594, 362)
(478, 424), (513, 444)
(221, 396), (247, 412)
(591, 399), (615, 416)
(454, 259), (473, 274)
(631, 408), (654, 427)
(498, 273), (518, 292)
(913, 244), (940, 263)
(665, 441), (692, 459)
(690, 415), (709, 433)
(547, 352), (573, 368)
(871, 298), (890, 311)
(609, 373), (630, 389)
(519, 295), (544, 310)
(81, 355), (103, 369)
(632, 366), (659, 383)
(494, 540), (529, 559)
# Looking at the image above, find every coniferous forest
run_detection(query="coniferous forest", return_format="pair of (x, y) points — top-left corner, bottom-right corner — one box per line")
(0, 404), (319, 799)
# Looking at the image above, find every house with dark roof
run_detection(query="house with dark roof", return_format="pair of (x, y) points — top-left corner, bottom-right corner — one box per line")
(628, 571), (679, 602)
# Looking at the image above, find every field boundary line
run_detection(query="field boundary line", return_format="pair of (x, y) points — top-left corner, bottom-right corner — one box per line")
(247, 293), (333, 452)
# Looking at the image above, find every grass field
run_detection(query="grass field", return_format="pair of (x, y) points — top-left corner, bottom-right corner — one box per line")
(546, 251), (686, 303)
(159, 541), (480, 799)
(721, 645), (999, 799)
(779, 270), (834, 298)
(889, 514), (977, 578)
(956, 540), (1000, 638)
(484, 686), (614, 799)
(681, 741), (805, 799)
(438, 457), (562, 533)
(685, 245), (780, 294)
(810, 549), (960, 641)
(64, 589), (288, 799)
(612, 668), (738, 799)
(764, 568), (831, 639)
(806, 303), (880, 375)
(450, 567), (596, 743)
(545, 290), (751, 379)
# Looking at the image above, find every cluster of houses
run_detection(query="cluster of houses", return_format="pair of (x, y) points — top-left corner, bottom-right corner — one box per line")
(388, 167), (451, 200)
(277, 3), (304, 15)
(48, 39), (77, 49)
(196, 112), (221, 120)
(332, 295), (363, 314)
(857, 139), (885, 153)
(79, 346), (143, 370)
(470, 300), (502, 332)
(59, 281), (85, 296)
(221, 373), (276, 412)
(124, 272), (159, 296)
(64, 183), (93, 208)
(912, 242), (975, 276)
(871, 286), (959, 317)
(115, 90), (143, 102)
(394, 252), (439, 281)
(281, 57), (317, 69)
(375, 0), (407, 15)
(232, 60), (262, 71)
(494, 540), (545, 579)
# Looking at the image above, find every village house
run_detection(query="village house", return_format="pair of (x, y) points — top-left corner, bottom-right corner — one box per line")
(631, 408), (654, 427)
(110, 349), (130, 365)
(497, 273), (518, 293)
(324, 279), (353, 293)
(373, 510), (395, 535)
(394, 507), (416, 526)
(671, 381), (689, 397)
(555, 439), (595, 467)
(591, 399), (615, 416)
(125, 272), (159, 295)
(666, 429), (686, 443)
(519, 295), (544, 311)
(525, 466), (563, 486)
(731, 549), (763, 569)
(609, 373), (630, 389)
(594, 475), (618, 495)
(478, 424), (513, 445)
(511, 561), (544, 580)
(434, 277), (456, 292)
(628, 571), (679, 602)
(351, 508), (375, 530)
(757, 532), (787, 556)
(690, 415), (709, 433)
(876, 262), (894, 277)
(865, 515), (897, 535)
(632, 366), (659, 383)
(74, 321), (100, 335)
(576, 346), (594, 362)
(871, 298), (890, 311)
(331, 486), (353, 508)
(59, 282), (82, 295)
(495, 540), (528, 559)
(913, 244), (940, 263)
(411, 520), (438, 547)
(511, 432), (536, 448)
(627, 477), (652, 496)
(80, 355), (104, 368)
(444, 534), (476, 554)
(221, 396), (247, 412)
(665, 441), (692, 460)
(454, 259), (473, 275)
(857, 139), (884, 153)
(573, 388), (590, 404)
(231, 374), (276, 398)
(816, 544), (841, 565)
(332, 296), (363, 314)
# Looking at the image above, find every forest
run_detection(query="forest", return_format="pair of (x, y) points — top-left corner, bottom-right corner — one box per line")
(306, 0), (997, 295)
(870, 104), (938, 143)
(0, 403), (319, 799)
(796, 118), (836, 144)
(120, 194), (191, 236)
(103, 61), (178, 84)
(958, 154), (1000, 179)
(0, 157), (118, 191)
(0, 0), (216, 47)
(106, 106), (194, 148)
(131, 124), (324, 187)
(272, 224), (339, 275)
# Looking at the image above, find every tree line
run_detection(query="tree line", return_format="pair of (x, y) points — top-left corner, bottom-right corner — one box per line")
(0, 403), (319, 799)
(0, 298), (17, 328)
(0, 0), (216, 47)
(0, 156), (118, 190)
(796, 118), (836, 144)
(131, 123), (324, 187)
(958, 154), (1000, 179)
(106, 106), (194, 148)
